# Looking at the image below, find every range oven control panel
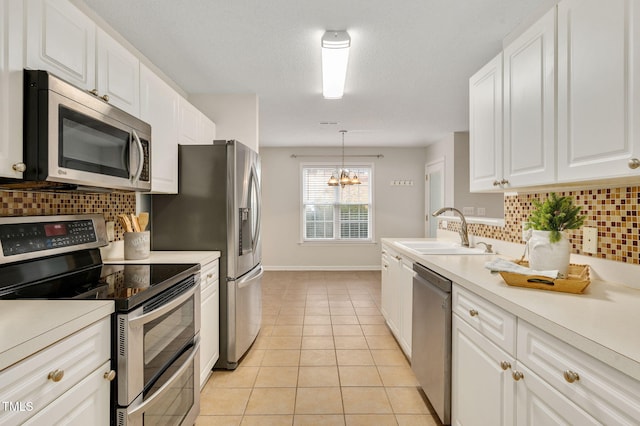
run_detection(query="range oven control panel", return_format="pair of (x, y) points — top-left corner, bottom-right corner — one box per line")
(0, 219), (97, 257)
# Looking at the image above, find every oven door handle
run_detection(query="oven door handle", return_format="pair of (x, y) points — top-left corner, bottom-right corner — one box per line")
(125, 343), (199, 419)
(128, 282), (198, 327)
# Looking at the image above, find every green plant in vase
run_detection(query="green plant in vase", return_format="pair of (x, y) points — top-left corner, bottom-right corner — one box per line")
(526, 193), (585, 242)
(525, 193), (586, 275)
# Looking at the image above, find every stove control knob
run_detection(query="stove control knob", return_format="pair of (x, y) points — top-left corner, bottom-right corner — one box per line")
(104, 370), (116, 381)
(48, 369), (64, 382)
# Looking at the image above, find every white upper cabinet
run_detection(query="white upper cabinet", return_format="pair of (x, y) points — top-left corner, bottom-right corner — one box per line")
(178, 97), (202, 145)
(199, 115), (217, 145)
(503, 8), (556, 188)
(179, 97), (216, 145)
(140, 64), (179, 194)
(469, 53), (503, 191)
(0, 0), (24, 178)
(26, 0), (96, 91)
(557, 0), (639, 182)
(96, 28), (140, 116)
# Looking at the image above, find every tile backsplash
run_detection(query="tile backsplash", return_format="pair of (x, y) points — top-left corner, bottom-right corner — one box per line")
(443, 186), (640, 265)
(0, 190), (136, 241)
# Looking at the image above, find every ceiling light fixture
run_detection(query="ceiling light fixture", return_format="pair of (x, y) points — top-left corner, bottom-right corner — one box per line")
(328, 130), (361, 187)
(321, 30), (350, 99)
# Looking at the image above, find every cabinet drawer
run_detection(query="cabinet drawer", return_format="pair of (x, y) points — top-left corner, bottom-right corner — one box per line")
(23, 361), (111, 426)
(201, 259), (219, 293)
(0, 317), (110, 425)
(518, 320), (640, 425)
(452, 285), (516, 355)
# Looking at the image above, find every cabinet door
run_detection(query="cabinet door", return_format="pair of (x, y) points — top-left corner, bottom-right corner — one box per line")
(515, 363), (600, 426)
(503, 8), (556, 188)
(452, 314), (516, 426)
(469, 53), (503, 191)
(23, 361), (111, 426)
(200, 261), (220, 389)
(398, 260), (414, 358)
(557, 0), (639, 181)
(140, 64), (179, 194)
(198, 115), (217, 144)
(25, 0), (95, 90)
(0, 0), (24, 178)
(96, 28), (140, 116)
(380, 250), (392, 320)
(179, 97), (201, 145)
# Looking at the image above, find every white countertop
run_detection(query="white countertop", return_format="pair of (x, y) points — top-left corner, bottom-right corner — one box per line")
(382, 237), (640, 382)
(101, 241), (220, 265)
(0, 300), (114, 371)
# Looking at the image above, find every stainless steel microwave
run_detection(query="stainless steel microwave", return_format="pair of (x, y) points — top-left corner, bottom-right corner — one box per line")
(21, 70), (151, 192)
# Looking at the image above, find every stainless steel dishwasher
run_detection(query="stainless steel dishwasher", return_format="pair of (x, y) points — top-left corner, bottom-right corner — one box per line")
(412, 262), (452, 425)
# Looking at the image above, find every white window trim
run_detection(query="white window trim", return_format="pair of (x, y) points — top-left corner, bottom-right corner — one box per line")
(299, 161), (375, 244)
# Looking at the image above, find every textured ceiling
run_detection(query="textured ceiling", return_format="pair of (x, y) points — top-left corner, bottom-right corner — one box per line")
(81, 0), (548, 147)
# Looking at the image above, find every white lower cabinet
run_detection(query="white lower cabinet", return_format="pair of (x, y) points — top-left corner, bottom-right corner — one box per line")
(452, 285), (640, 425)
(380, 244), (413, 358)
(0, 317), (112, 425)
(199, 259), (220, 389)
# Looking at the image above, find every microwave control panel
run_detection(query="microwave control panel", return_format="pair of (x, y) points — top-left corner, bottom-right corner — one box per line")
(0, 219), (97, 257)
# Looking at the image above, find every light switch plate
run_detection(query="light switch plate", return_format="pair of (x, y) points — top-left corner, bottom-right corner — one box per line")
(583, 227), (598, 254)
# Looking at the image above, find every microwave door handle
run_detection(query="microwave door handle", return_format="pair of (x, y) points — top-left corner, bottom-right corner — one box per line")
(131, 129), (144, 183)
(128, 283), (198, 327)
(125, 342), (199, 419)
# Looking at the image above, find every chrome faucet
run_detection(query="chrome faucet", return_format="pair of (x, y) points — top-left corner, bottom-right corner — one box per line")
(432, 207), (469, 247)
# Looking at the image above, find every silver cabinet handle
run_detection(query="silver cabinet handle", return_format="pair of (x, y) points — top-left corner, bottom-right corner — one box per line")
(563, 370), (580, 383)
(500, 361), (511, 371)
(629, 158), (640, 169)
(492, 180), (500, 186)
(469, 309), (479, 317)
(512, 371), (524, 381)
(89, 89), (99, 96)
(104, 370), (116, 381)
(12, 163), (26, 172)
(207, 273), (214, 279)
(48, 369), (64, 382)
(101, 94), (109, 102)
(500, 179), (510, 185)
(395, 255), (402, 261)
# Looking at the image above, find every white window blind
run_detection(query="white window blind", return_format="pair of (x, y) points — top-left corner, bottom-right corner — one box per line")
(302, 165), (372, 241)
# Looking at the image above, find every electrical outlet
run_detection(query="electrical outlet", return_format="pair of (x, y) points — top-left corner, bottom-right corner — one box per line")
(522, 222), (532, 242)
(106, 221), (115, 242)
(583, 227), (598, 254)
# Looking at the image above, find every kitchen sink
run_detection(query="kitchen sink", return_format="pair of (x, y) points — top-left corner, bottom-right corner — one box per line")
(393, 240), (488, 255)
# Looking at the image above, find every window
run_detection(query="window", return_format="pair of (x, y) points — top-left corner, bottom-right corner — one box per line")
(302, 165), (373, 241)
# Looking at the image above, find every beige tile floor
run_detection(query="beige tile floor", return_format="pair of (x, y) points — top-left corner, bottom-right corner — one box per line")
(197, 271), (442, 426)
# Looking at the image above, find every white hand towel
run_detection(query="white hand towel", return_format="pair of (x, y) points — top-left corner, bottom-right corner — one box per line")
(485, 258), (559, 279)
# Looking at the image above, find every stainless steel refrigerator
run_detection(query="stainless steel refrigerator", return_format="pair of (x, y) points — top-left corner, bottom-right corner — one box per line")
(151, 140), (262, 370)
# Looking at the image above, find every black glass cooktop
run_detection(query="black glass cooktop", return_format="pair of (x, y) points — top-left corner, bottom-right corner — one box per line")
(0, 249), (199, 311)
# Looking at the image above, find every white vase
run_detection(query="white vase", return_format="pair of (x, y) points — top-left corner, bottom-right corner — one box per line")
(528, 230), (571, 276)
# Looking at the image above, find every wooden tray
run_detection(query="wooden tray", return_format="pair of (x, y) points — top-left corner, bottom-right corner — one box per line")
(499, 260), (590, 294)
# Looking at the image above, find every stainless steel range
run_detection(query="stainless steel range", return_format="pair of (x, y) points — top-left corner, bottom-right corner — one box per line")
(0, 214), (200, 425)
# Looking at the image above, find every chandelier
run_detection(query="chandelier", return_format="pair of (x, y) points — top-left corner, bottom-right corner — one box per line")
(328, 130), (361, 187)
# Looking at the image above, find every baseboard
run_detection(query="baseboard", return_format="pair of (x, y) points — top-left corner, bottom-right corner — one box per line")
(262, 265), (381, 271)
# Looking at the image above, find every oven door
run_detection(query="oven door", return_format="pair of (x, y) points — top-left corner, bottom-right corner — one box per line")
(117, 277), (200, 405)
(116, 342), (200, 426)
(46, 90), (151, 191)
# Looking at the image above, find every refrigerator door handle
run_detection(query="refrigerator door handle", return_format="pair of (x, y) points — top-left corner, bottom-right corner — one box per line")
(237, 265), (263, 289)
(250, 162), (261, 254)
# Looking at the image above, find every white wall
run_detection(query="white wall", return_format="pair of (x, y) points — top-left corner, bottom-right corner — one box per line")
(261, 146), (427, 270)
(426, 132), (504, 218)
(189, 94), (259, 152)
